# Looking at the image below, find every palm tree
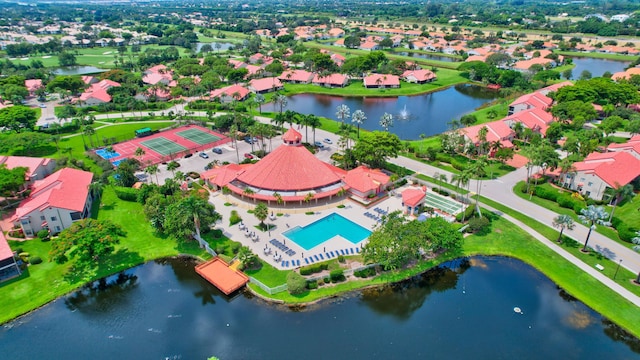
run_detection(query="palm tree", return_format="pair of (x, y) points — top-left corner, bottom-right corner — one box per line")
(379, 112), (393, 131)
(83, 125), (96, 149)
(89, 181), (104, 200)
(552, 214), (575, 243)
(306, 114), (321, 145)
(274, 93), (288, 114)
(608, 183), (634, 222)
(578, 205), (610, 252)
(632, 231), (640, 284)
(135, 147), (146, 162)
(470, 156), (487, 217)
(254, 202), (268, 229)
(336, 104), (350, 123)
(167, 161), (179, 177)
(254, 93), (265, 114)
(351, 109), (366, 138)
(229, 123), (240, 163)
(180, 195), (216, 238)
(145, 164), (159, 184)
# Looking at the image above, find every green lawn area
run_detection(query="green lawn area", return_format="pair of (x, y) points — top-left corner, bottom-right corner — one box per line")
(555, 50), (638, 61)
(0, 186), (209, 324)
(513, 181), (632, 248)
(280, 70), (468, 98)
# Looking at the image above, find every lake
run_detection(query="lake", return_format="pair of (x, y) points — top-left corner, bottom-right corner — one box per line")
(396, 51), (460, 62)
(53, 66), (107, 76)
(569, 57), (631, 79)
(1, 256), (638, 359)
(196, 42), (235, 52)
(268, 84), (499, 140)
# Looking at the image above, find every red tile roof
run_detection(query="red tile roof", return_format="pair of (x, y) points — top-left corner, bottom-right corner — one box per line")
(402, 69), (436, 82)
(201, 164), (248, 188)
(195, 257), (249, 295)
(282, 127), (302, 143)
(24, 79), (43, 92)
(461, 121), (514, 145)
(574, 151), (640, 188)
(248, 77), (282, 92)
(344, 166), (390, 193)
(210, 84), (250, 100)
(13, 168), (93, 219)
(607, 135), (640, 157)
(538, 81), (573, 95)
(363, 74), (400, 87)
(312, 73), (348, 86)
(512, 57), (554, 71)
(402, 187), (426, 207)
(0, 156), (53, 179)
(0, 231), (13, 262)
(278, 69), (315, 83)
(502, 107), (554, 135)
(79, 79), (120, 103)
(236, 145), (343, 191)
(509, 92), (553, 110)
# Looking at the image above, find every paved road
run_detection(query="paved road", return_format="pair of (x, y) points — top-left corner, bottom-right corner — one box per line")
(393, 155), (640, 277)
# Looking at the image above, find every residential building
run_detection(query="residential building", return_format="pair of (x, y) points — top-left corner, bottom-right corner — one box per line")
(402, 69), (436, 84)
(11, 168), (94, 237)
(209, 84), (250, 103)
(508, 92), (553, 115)
(0, 156), (56, 183)
(312, 73), (349, 88)
(0, 231), (20, 283)
(248, 77), (283, 93)
(363, 74), (400, 88)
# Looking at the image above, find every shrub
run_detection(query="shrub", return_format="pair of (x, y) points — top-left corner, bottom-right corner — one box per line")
(300, 263), (328, 275)
(29, 256), (42, 265)
(37, 229), (49, 240)
(18, 252), (30, 262)
(451, 159), (466, 171)
(329, 269), (345, 283)
(323, 277), (330, 284)
(467, 216), (491, 234)
(215, 246), (226, 254)
(337, 255), (345, 263)
(533, 186), (559, 202)
(354, 267), (377, 278)
(211, 229), (223, 239)
(615, 221), (638, 242)
(307, 280), (318, 290)
(287, 271), (307, 295)
(113, 186), (139, 202)
(229, 210), (242, 226)
(230, 242), (241, 254)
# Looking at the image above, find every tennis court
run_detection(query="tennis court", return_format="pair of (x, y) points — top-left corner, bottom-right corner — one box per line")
(177, 128), (221, 145)
(141, 137), (187, 156)
(424, 191), (464, 215)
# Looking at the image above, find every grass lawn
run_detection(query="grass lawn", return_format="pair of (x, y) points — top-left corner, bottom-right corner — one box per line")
(555, 51), (638, 61)
(415, 173), (468, 194)
(513, 181), (632, 248)
(280, 71), (469, 98)
(0, 186), (209, 324)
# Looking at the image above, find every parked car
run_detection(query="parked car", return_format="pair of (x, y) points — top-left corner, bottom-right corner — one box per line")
(212, 147), (223, 154)
(314, 141), (324, 148)
(39, 103), (47, 108)
(323, 138), (332, 144)
(244, 153), (254, 159)
(199, 152), (209, 159)
(244, 136), (257, 144)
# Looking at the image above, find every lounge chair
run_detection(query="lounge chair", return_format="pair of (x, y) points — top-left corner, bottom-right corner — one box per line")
(314, 255), (320, 261)
(296, 260), (300, 267)
(356, 247), (361, 253)
(304, 258), (309, 264)
(319, 253), (324, 260)
(330, 251), (336, 257)
(340, 249), (345, 255)
(350, 248), (355, 254)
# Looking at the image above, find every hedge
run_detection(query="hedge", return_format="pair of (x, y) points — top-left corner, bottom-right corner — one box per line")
(329, 269), (345, 283)
(29, 256), (42, 265)
(113, 186), (139, 202)
(300, 263), (329, 275)
(353, 267), (377, 278)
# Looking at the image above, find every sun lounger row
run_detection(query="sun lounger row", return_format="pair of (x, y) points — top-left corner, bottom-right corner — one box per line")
(281, 259), (301, 268)
(303, 248), (361, 264)
(374, 207), (388, 215)
(269, 239), (296, 257)
(364, 212), (381, 221)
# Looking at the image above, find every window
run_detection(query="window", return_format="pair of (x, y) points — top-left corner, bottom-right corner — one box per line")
(21, 219), (30, 225)
(25, 230), (33, 236)
(587, 182), (593, 187)
(70, 212), (82, 221)
(55, 226), (61, 232)
(40, 216), (45, 221)
(50, 216), (57, 222)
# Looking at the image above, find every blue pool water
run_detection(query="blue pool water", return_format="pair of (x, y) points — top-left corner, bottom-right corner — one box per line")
(283, 213), (371, 250)
(111, 158), (127, 167)
(96, 148), (120, 160)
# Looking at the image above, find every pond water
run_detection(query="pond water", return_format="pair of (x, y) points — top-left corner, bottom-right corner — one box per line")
(269, 84), (499, 140)
(396, 51), (460, 62)
(53, 66), (107, 76)
(196, 42), (235, 52)
(568, 57), (631, 79)
(1, 256), (638, 359)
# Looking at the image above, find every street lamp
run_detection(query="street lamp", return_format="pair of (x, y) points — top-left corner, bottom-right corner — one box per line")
(614, 259), (622, 280)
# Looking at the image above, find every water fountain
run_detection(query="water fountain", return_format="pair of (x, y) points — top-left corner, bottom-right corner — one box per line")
(397, 105), (413, 121)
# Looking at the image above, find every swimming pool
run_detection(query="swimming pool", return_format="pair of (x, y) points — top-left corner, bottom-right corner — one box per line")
(96, 148), (120, 160)
(283, 213), (371, 251)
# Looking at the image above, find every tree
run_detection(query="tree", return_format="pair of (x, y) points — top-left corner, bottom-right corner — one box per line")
(237, 246), (258, 268)
(336, 104), (350, 123)
(578, 205), (610, 252)
(0, 165), (27, 199)
(287, 271), (307, 295)
(254, 202), (268, 229)
(58, 51), (77, 67)
(163, 195), (221, 239)
(145, 164), (159, 184)
(633, 232), (640, 283)
(167, 161), (179, 177)
(469, 156), (487, 217)
(114, 159), (138, 187)
(608, 183), (634, 222)
(460, 114), (477, 126)
(352, 131), (401, 169)
(135, 147), (146, 162)
(83, 125), (96, 149)
(552, 215), (575, 243)
(351, 109), (366, 138)
(274, 94), (288, 115)
(379, 112), (393, 131)
(254, 93), (265, 114)
(343, 36), (362, 49)
(49, 219), (125, 265)
(0, 106), (37, 132)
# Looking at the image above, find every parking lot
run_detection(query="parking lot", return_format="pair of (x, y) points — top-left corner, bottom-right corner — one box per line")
(143, 130), (340, 184)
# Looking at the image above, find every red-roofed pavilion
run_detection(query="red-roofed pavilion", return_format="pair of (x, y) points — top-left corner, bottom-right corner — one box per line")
(195, 258), (249, 295)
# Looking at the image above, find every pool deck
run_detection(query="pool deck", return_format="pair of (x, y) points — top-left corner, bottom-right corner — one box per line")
(209, 191), (407, 270)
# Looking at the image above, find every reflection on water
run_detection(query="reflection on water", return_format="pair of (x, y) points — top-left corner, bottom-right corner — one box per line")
(54, 66), (107, 75)
(569, 57), (630, 79)
(1, 256), (638, 359)
(396, 52), (459, 62)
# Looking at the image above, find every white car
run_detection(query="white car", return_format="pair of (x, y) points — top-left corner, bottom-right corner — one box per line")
(323, 138), (332, 144)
